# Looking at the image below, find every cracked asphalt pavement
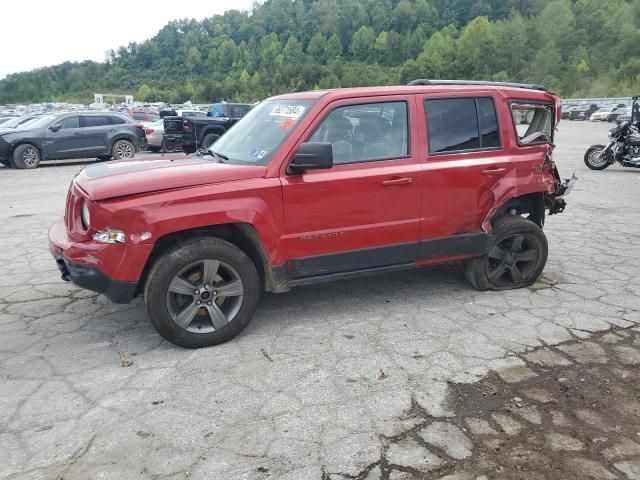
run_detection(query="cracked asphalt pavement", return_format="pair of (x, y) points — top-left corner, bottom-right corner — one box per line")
(1, 121), (639, 479)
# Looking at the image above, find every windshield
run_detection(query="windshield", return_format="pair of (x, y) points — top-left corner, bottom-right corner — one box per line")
(210, 99), (315, 165)
(21, 115), (57, 129)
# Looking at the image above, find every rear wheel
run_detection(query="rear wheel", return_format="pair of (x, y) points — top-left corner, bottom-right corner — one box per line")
(12, 144), (41, 169)
(584, 145), (611, 170)
(161, 138), (176, 153)
(112, 140), (135, 160)
(144, 237), (260, 348)
(465, 215), (548, 291)
(149, 146), (161, 153)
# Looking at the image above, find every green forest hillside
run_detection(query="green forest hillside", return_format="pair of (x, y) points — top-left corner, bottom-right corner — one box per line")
(1, 0), (640, 104)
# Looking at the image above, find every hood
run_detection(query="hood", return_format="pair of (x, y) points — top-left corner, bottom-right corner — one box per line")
(76, 157), (268, 201)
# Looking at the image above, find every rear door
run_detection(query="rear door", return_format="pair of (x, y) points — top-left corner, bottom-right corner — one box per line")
(417, 95), (508, 240)
(281, 96), (423, 279)
(81, 115), (115, 156)
(44, 115), (85, 159)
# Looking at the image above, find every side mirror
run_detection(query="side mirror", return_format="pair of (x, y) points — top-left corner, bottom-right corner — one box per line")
(49, 124), (61, 132)
(287, 142), (333, 174)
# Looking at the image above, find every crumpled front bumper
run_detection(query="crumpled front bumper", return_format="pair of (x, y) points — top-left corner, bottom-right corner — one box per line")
(48, 218), (138, 304)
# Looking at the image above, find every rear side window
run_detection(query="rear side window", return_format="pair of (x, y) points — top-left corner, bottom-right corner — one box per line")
(83, 116), (111, 127)
(109, 115), (127, 125)
(425, 97), (501, 154)
(230, 104), (251, 118)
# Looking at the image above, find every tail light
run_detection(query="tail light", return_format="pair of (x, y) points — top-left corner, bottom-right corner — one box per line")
(145, 128), (154, 135)
(135, 123), (144, 129)
(183, 119), (192, 133)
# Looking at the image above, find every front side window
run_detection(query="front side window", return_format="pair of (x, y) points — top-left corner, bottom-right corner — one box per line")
(309, 101), (408, 164)
(510, 103), (553, 145)
(211, 99), (314, 165)
(59, 116), (80, 129)
(425, 97), (501, 154)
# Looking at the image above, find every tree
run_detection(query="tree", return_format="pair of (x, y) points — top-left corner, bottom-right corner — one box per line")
(307, 32), (327, 63)
(325, 33), (343, 61)
(350, 26), (375, 61)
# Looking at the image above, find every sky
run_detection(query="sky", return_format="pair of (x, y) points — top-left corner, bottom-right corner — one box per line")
(0, 0), (256, 79)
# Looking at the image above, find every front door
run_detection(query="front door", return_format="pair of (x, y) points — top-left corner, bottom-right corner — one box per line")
(281, 96), (423, 279)
(44, 115), (85, 159)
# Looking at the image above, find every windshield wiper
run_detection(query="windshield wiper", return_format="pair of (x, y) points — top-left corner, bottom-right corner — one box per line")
(208, 150), (229, 163)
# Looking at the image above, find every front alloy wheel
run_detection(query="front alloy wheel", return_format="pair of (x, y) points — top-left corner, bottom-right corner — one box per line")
(144, 237), (260, 348)
(167, 259), (244, 333)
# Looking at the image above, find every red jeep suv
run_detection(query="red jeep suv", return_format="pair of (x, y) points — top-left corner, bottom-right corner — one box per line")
(49, 80), (575, 348)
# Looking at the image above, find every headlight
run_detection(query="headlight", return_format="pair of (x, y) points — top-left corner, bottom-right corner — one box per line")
(81, 201), (91, 230)
(93, 229), (126, 244)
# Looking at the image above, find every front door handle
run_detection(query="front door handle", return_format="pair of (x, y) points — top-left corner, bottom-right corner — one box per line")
(482, 168), (506, 175)
(382, 177), (413, 186)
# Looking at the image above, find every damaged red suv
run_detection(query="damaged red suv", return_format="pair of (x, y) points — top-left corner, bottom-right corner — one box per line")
(49, 80), (576, 348)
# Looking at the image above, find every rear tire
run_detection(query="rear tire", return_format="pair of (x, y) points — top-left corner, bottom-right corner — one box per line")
(584, 145), (611, 170)
(149, 146), (161, 153)
(161, 138), (176, 153)
(12, 144), (41, 169)
(144, 237), (260, 349)
(111, 140), (135, 160)
(465, 215), (548, 291)
(201, 133), (220, 149)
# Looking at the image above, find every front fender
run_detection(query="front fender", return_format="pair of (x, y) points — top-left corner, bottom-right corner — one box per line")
(96, 178), (285, 277)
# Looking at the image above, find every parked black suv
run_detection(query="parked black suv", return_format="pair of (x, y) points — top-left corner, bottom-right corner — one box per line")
(0, 112), (147, 169)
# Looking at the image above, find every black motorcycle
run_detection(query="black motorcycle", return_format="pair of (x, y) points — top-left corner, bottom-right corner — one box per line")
(584, 96), (640, 170)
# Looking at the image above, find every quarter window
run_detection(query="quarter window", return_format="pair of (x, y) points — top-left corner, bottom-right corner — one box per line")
(425, 97), (501, 154)
(309, 101), (409, 164)
(510, 103), (553, 145)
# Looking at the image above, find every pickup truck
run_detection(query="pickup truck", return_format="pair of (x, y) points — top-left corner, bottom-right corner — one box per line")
(49, 81), (575, 348)
(163, 103), (252, 153)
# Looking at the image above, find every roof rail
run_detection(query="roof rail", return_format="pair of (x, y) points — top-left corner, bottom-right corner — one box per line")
(407, 79), (549, 92)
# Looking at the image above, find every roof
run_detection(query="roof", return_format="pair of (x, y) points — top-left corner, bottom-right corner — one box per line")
(272, 81), (556, 103)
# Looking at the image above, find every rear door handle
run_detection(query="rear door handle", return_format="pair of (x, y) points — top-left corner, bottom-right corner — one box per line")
(382, 177), (413, 186)
(482, 168), (506, 175)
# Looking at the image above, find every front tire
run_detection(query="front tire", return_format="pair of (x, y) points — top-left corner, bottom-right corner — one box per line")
(144, 237), (260, 348)
(465, 215), (548, 291)
(584, 145), (611, 170)
(112, 140), (135, 160)
(12, 144), (41, 169)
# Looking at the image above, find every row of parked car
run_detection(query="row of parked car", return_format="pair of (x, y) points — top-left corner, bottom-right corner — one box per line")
(562, 103), (631, 123)
(0, 103), (254, 169)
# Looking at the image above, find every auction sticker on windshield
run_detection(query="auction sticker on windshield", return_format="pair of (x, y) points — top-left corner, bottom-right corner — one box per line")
(269, 104), (306, 119)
